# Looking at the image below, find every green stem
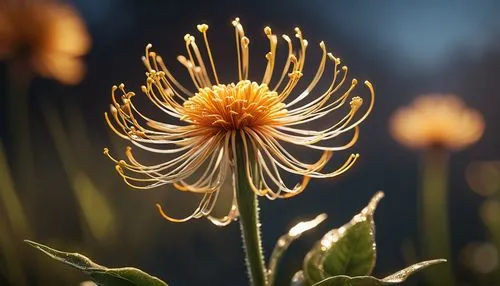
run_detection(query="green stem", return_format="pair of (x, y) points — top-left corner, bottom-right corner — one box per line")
(420, 148), (454, 286)
(234, 135), (267, 286)
(480, 198), (500, 284)
(7, 62), (34, 188)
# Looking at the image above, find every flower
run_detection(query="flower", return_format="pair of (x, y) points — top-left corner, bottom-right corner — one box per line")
(0, 0), (90, 84)
(105, 18), (374, 224)
(390, 94), (484, 150)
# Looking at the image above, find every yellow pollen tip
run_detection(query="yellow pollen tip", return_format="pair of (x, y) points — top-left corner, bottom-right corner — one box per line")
(115, 165), (123, 173)
(197, 24), (208, 32)
(264, 26), (272, 35)
(350, 96), (363, 110)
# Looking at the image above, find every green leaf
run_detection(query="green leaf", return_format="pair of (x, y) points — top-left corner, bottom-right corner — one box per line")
(312, 275), (381, 286)
(24, 240), (168, 286)
(303, 192), (384, 284)
(312, 259), (447, 286)
(269, 214), (328, 286)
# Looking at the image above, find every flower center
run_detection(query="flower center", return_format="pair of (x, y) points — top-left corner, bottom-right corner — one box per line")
(181, 80), (287, 129)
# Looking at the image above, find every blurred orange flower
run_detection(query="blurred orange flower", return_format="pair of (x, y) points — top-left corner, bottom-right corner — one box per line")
(390, 94), (484, 150)
(0, 0), (90, 84)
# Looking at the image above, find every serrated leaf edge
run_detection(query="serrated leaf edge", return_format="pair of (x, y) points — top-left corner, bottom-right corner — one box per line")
(318, 192), (383, 276)
(303, 193), (384, 283)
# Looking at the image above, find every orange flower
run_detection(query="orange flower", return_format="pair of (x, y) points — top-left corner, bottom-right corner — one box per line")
(390, 94), (484, 150)
(105, 19), (375, 224)
(0, 0), (90, 84)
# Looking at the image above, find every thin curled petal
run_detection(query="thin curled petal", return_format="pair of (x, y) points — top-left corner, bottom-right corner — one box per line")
(104, 18), (375, 223)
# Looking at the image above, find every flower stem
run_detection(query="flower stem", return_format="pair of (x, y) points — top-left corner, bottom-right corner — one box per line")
(7, 62), (34, 188)
(234, 135), (267, 286)
(481, 198), (500, 285)
(420, 148), (454, 286)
